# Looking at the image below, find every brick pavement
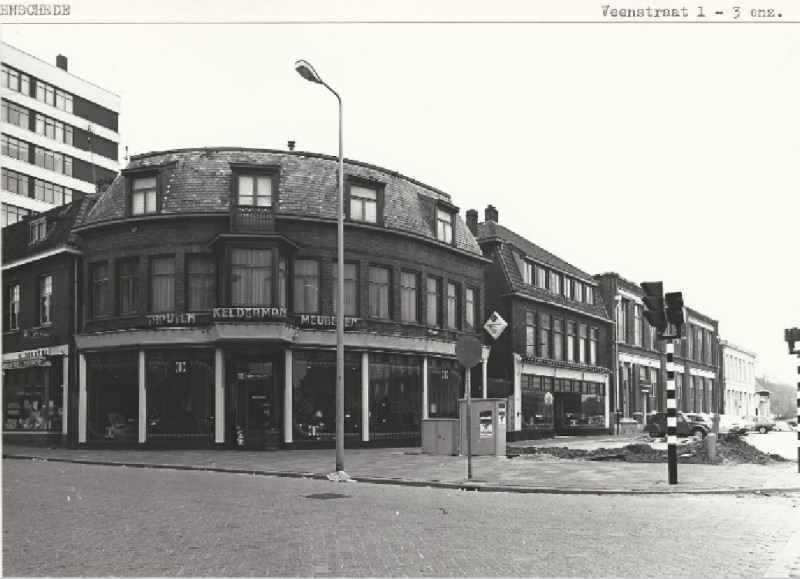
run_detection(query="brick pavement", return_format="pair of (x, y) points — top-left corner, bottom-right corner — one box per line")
(3, 439), (799, 495)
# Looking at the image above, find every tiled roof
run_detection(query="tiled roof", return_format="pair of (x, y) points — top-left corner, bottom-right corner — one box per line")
(78, 148), (482, 257)
(2, 198), (87, 265)
(476, 221), (611, 321)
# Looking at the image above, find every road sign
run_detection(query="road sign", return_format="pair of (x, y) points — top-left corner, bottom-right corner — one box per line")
(455, 335), (483, 368)
(483, 311), (507, 340)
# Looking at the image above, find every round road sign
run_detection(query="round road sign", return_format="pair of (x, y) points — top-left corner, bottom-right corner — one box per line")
(455, 335), (483, 368)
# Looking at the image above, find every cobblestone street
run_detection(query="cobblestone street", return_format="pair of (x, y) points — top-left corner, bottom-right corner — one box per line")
(4, 459), (800, 577)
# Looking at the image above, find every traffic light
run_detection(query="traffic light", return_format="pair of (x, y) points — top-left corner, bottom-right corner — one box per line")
(640, 281), (667, 334)
(786, 327), (800, 354)
(665, 292), (685, 338)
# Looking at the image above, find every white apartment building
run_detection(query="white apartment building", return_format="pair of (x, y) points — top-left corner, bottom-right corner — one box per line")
(720, 340), (757, 416)
(1, 43), (120, 226)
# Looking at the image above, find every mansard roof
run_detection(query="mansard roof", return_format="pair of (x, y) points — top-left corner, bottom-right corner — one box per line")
(2, 198), (86, 266)
(77, 147), (482, 257)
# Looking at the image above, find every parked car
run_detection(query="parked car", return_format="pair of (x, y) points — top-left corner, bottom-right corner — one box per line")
(717, 414), (748, 435)
(645, 411), (709, 441)
(772, 420), (797, 432)
(740, 415), (775, 434)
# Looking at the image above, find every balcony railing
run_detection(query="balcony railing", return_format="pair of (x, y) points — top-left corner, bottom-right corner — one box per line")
(231, 206), (275, 232)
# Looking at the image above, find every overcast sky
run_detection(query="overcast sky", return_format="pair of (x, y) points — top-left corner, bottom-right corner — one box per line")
(3, 1), (799, 384)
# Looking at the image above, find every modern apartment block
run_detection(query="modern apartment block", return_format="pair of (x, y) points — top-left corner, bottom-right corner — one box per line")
(1, 43), (120, 227)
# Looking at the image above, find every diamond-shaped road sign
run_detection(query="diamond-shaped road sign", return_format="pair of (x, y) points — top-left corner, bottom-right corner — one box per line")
(483, 311), (507, 340)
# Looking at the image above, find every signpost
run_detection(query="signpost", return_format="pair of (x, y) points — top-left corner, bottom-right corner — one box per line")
(456, 335), (483, 480)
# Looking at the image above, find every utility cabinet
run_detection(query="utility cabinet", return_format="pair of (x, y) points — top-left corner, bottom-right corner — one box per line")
(421, 418), (460, 455)
(459, 398), (507, 456)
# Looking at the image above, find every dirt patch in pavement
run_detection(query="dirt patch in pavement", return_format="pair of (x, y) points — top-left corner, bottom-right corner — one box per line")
(511, 435), (788, 465)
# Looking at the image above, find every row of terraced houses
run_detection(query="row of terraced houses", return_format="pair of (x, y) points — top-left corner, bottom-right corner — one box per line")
(2, 45), (770, 451)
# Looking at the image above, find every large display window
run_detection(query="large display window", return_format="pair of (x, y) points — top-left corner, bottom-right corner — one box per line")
(368, 353), (421, 437)
(292, 350), (362, 440)
(520, 375), (553, 430)
(86, 351), (138, 441)
(146, 350), (215, 440)
(427, 358), (462, 418)
(3, 364), (63, 432)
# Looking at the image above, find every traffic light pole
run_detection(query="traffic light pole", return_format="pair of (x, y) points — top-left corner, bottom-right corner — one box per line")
(666, 339), (678, 484)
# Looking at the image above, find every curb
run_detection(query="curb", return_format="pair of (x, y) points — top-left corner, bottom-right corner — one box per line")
(6, 453), (800, 496)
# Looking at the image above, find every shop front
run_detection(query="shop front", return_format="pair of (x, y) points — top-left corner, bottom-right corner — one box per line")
(2, 346), (68, 445)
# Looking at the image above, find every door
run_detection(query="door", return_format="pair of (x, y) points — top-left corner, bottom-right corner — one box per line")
(235, 359), (276, 449)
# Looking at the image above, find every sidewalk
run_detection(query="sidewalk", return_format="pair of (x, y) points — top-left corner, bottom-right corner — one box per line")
(3, 440), (799, 495)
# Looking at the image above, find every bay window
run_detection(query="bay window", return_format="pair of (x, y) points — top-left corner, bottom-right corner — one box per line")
(231, 248), (272, 306)
(150, 256), (175, 313)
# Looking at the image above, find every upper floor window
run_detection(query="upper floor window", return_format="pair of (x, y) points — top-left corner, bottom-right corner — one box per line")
(1, 203), (31, 227)
(2, 168), (29, 197)
(2, 134), (29, 162)
(574, 282), (583, 303)
(29, 218), (47, 244)
(566, 321), (576, 361)
(368, 266), (390, 319)
(35, 179), (72, 206)
(6, 283), (20, 331)
(522, 261), (533, 285)
(333, 262), (358, 317)
(117, 259), (140, 316)
(35, 80), (73, 113)
(589, 326), (598, 365)
(150, 256), (175, 313)
(525, 309), (537, 356)
(553, 317), (564, 360)
(578, 323), (588, 363)
(2, 100), (29, 129)
(539, 313), (551, 358)
(549, 272), (561, 296)
(535, 265), (547, 289)
(237, 174), (273, 207)
(293, 259), (320, 314)
(465, 287), (477, 332)
(616, 299), (628, 342)
(35, 113), (74, 146)
(90, 262), (109, 318)
(34, 146), (73, 177)
(38, 274), (52, 325)
(426, 276), (442, 327)
(348, 183), (380, 223)
(446, 282), (460, 330)
(564, 278), (573, 299)
(436, 208), (454, 244)
(585, 286), (595, 305)
(400, 271), (419, 323)
(231, 248), (272, 306)
(633, 304), (642, 346)
(131, 176), (158, 215)
(187, 254), (215, 311)
(2, 65), (30, 95)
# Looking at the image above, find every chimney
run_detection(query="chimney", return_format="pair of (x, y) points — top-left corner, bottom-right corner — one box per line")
(56, 55), (68, 71)
(287, 140), (296, 151)
(466, 209), (478, 236)
(485, 204), (498, 223)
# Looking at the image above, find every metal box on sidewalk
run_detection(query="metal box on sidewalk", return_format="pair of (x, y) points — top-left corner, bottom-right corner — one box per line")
(421, 418), (460, 455)
(459, 398), (507, 456)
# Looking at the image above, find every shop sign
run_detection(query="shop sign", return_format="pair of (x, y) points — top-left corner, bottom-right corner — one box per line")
(237, 373), (270, 380)
(3, 349), (52, 369)
(146, 313), (197, 326)
(213, 307), (287, 320)
(483, 311), (507, 340)
(298, 315), (360, 328)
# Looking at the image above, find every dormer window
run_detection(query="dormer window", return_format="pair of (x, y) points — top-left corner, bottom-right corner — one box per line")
(131, 175), (158, 215)
(229, 164), (279, 232)
(436, 208), (454, 244)
(237, 174), (273, 207)
(346, 179), (384, 225)
(30, 218), (47, 243)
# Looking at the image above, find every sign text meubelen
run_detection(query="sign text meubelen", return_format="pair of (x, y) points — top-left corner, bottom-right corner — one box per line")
(212, 307), (287, 320)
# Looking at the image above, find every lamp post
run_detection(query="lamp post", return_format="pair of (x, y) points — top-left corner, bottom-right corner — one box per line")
(295, 60), (346, 476)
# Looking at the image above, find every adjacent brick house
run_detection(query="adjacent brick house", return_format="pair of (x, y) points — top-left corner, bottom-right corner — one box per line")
(2, 198), (87, 445)
(70, 147), (488, 449)
(469, 206), (614, 440)
(595, 272), (721, 430)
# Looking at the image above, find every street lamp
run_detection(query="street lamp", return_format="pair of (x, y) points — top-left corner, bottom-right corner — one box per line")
(295, 60), (347, 478)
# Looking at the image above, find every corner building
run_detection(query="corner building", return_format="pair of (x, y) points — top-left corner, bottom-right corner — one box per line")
(72, 148), (487, 449)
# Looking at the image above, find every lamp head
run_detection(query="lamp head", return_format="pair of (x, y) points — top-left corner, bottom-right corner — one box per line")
(295, 60), (324, 84)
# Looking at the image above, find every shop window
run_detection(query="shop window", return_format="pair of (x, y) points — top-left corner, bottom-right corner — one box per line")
(146, 350), (215, 440)
(117, 258), (140, 316)
(292, 350), (362, 440)
(428, 359), (462, 418)
(553, 381), (606, 429)
(446, 282), (460, 330)
(187, 254), (215, 311)
(90, 262), (109, 318)
(150, 256), (175, 313)
(436, 208), (454, 244)
(231, 248), (272, 306)
(368, 266), (390, 319)
(333, 262), (358, 316)
(38, 274), (52, 326)
(3, 365), (64, 432)
(86, 351), (138, 441)
(368, 353), (422, 437)
(520, 375), (553, 430)
(5, 283), (20, 331)
(400, 271), (419, 323)
(426, 276), (442, 327)
(293, 259), (320, 314)
(465, 287), (477, 332)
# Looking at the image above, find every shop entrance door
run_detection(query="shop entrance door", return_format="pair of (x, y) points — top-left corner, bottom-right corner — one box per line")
(235, 360), (277, 449)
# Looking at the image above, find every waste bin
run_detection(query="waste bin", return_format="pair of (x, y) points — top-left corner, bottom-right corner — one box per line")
(458, 398), (507, 456)
(421, 418), (459, 455)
